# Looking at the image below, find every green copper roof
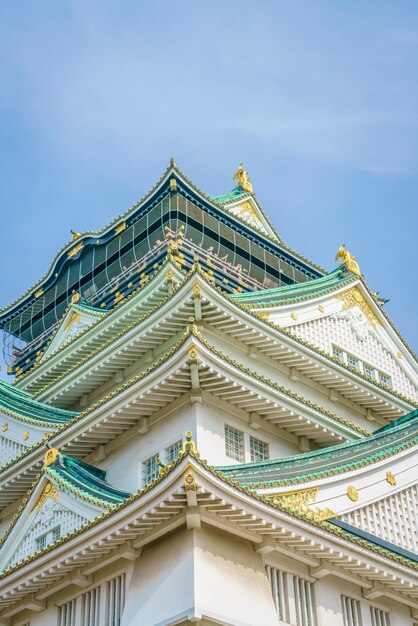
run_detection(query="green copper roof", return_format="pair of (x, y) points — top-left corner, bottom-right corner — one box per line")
(211, 186), (250, 205)
(232, 266), (354, 306)
(46, 453), (133, 507)
(0, 380), (78, 425)
(216, 409), (418, 485)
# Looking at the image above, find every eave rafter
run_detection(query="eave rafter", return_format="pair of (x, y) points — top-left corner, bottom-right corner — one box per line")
(0, 454), (416, 621)
(20, 268), (414, 426)
(0, 330), (365, 510)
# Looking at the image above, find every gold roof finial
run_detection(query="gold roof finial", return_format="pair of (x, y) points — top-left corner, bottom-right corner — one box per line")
(335, 243), (361, 277)
(233, 163), (253, 193)
(71, 229), (81, 241)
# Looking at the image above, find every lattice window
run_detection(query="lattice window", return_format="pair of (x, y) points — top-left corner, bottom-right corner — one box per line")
(378, 371), (392, 388)
(225, 425), (244, 462)
(53, 526), (61, 542)
(266, 565), (288, 621)
(370, 606), (390, 626)
(58, 599), (76, 626)
(250, 436), (269, 462)
(143, 454), (159, 485)
(333, 345), (344, 361)
(36, 533), (47, 551)
(165, 439), (182, 464)
(106, 573), (126, 626)
(81, 586), (101, 626)
(347, 353), (359, 370)
(342, 596), (362, 626)
(363, 363), (375, 378)
(293, 575), (316, 626)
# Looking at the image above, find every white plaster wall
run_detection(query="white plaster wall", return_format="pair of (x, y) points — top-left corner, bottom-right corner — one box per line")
(196, 402), (298, 466)
(194, 524), (279, 626)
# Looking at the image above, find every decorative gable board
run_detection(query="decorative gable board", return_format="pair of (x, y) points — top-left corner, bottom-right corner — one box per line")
(41, 305), (104, 361)
(255, 285), (417, 401)
(0, 476), (105, 573)
(224, 197), (277, 239)
(340, 483), (418, 554)
(0, 416), (54, 467)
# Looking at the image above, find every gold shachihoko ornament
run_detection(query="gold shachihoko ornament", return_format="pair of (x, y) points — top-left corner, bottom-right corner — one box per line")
(335, 244), (361, 277)
(233, 164), (253, 193)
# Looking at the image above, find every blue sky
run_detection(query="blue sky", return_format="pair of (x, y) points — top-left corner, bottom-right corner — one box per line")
(0, 1), (417, 380)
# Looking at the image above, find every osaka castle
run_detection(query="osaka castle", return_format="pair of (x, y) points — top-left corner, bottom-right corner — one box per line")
(0, 161), (417, 626)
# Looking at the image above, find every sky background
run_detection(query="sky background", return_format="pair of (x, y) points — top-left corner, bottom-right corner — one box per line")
(0, 1), (417, 381)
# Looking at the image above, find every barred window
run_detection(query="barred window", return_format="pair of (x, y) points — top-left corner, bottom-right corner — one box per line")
(378, 372), (392, 388)
(225, 425), (244, 462)
(106, 573), (126, 626)
(165, 439), (182, 464)
(143, 454), (159, 485)
(342, 596), (362, 626)
(266, 565), (288, 621)
(250, 436), (269, 462)
(53, 526), (61, 542)
(58, 599), (76, 626)
(36, 533), (47, 551)
(363, 363), (375, 379)
(333, 345), (344, 361)
(347, 354), (359, 370)
(370, 607), (390, 626)
(81, 587), (101, 626)
(293, 575), (316, 626)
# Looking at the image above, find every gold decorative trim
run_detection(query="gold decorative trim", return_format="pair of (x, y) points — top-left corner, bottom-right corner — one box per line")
(290, 312), (298, 321)
(34, 288), (44, 299)
(336, 287), (381, 328)
(33, 482), (60, 513)
(23, 431), (29, 441)
(347, 485), (359, 502)
(170, 178), (177, 191)
(2, 423), (8, 432)
(386, 471), (396, 486)
(44, 447), (59, 467)
(115, 222), (126, 234)
(70, 293), (81, 304)
(67, 241), (84, 259)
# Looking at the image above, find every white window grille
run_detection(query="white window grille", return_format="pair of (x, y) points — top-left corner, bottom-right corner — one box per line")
(225, 425), (244, 462)
(333, 345), (344, 361)
(143, 454), (159, 485)
(363, 363), (375, 378)
(58, 599), (76, 626)
(81, 586), (101, 626)
(347, 353), (359, 370)
(53, 526), (61, 542)
(266, 565), (287, 621)
(36, 533), (47, 551)
(165, 439), (182, 464)
(378, 371), (392, 388)
(342, 596), (362, 626)
(370, 607), (390, 626)
(250, 436), (269, 462)
(106, 573), (126, 626)
(293, 575), (316, 626)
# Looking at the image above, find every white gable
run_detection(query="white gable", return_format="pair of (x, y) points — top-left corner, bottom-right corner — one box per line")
(340, 483), (418, 554)
(0, 476), (104, 573)
(224, 197), (278, 239)
(41, 305), (105, 361)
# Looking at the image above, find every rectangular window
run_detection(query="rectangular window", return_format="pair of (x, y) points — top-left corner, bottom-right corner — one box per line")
(36, 533), (47, 551)
(363, 363), (375, 379)
(106, 573), (126, 626)
(81, 586), (101, 626)
(165, 439), (183, 464)
(53, 526), (61, 542)
(378, 372), (392, 388)
(332, 345), (344, 361)
(250, 436), (269, 462)
(58, 599), (76, 626)
(347, 354), (359, 370)
(370, 606), (390, 626)
(225, 425), (244, 462)
(342, 596), (362, 626)
(143, 454), (160, 485)
(266, 565), (287, 621)
(293, 575), (316, 626)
